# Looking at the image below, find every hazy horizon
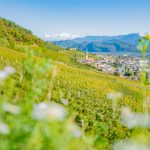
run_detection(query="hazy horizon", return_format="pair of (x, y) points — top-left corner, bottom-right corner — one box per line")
(46, 33), (141, 41)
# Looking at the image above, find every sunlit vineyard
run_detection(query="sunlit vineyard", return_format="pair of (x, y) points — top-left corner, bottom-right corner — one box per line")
(54, 63), (144, 140)
(0, 43), (146, 149)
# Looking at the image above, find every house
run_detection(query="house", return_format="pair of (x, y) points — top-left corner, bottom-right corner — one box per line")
(88, 58), (95, 63)
(70, 48), (77, 50)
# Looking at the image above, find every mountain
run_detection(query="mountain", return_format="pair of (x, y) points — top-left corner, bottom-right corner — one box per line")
(53, 34), (140, 53)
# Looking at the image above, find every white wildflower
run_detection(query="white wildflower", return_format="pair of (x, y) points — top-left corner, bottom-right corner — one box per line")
(107, 92), (123, 100)
(113, 140), (150, 150)
(121, 107), (150, 128)
(0, 122), (9, 135)
(0, 71), (8, 81)
(145, 68), (150, 72)
(121, 107), (132, 118)
(68, 123), (81, 138)
(61, 98), (69, 106)
(4, 66), (16, 75)
(33, 102), (66, 121)
(2, 102), (21, 115)
(72, 125), (81, 138)
(0, 66), (16, 81)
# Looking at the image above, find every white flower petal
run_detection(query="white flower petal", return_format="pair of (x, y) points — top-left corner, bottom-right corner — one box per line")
(113, 140), (150, 150)
(33, 102), (66, 121)
(67, 123), (81, 138)
(0, 71), (8, 81)
(4, 66), (16, 75)
(2, 103), (21, 115)
(0, 122), (9, 135)
(121, 107), (150, 128)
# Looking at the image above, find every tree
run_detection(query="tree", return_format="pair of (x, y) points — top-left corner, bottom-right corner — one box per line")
(124, 71), (132, 77)
(114, 71), (120, 76)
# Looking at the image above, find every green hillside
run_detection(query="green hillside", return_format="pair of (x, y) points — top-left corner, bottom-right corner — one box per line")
(0, 44), (144, 149)
(0, 19), (148, 149)
(0, 17), (43, 46)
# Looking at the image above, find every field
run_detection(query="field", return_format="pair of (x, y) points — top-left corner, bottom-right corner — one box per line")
(0, 43), (145, 149)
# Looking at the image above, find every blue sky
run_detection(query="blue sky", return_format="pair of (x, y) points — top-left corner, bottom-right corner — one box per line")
(0, 0), (150, 40)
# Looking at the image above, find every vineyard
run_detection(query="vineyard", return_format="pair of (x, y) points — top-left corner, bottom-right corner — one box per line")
(0, 42), (145, 149)
(0, 18), (149, 150)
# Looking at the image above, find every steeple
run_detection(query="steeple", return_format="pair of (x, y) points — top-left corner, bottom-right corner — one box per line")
(85, 48), (89, 61)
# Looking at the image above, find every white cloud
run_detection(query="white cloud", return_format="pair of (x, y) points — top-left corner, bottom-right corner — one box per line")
(44, 33), (83, 41)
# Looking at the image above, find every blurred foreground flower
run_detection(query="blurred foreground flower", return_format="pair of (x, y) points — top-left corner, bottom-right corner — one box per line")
(67, 122), (81, 138)
(0, 66), (16, 81)
(121, 107), (150, 128)
(33, 102), (66, 121)
(107, 92), (123, 118)
(113, 140), (150, 150)
(0, 121), (9, 135)
(3, 66), (16, 75)
(107, 92), (123, 101)
(0, 71), (7, 80)
(2, 102), (21, 115)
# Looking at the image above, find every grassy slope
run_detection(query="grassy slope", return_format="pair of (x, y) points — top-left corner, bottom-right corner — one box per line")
(0, 45), (143, 145)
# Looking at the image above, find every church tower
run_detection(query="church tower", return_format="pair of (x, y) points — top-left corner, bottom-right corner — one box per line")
(85, 49), (89, 61)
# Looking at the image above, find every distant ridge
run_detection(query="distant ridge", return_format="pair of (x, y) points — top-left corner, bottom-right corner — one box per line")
(53, 33), (140, 53)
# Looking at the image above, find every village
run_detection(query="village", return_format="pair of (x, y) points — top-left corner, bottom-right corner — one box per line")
(80, 51), (150, 81)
